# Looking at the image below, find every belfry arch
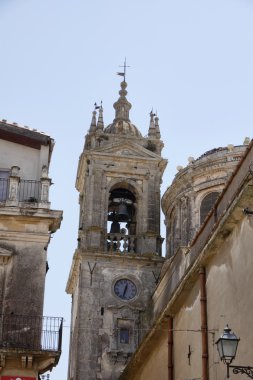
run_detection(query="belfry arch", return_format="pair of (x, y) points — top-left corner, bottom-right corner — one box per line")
(106, 181), (142, 253)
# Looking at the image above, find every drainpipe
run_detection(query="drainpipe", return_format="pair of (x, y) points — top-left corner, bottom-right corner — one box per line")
(200, 266), (209, 380)
(168, 316), (174, 380)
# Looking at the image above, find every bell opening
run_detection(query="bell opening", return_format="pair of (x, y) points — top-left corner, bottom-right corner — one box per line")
(107, 187), (136, 235)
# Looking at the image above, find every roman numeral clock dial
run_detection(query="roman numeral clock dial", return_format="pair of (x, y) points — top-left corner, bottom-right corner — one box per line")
(114, 279), (137, 300)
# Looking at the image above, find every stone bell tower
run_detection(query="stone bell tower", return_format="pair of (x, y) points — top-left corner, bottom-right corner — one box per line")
(66, 75), (167, 380)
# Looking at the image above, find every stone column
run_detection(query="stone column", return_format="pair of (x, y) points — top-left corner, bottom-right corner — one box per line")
(39, 165), (51, 208)
(6, 166), (20, 206)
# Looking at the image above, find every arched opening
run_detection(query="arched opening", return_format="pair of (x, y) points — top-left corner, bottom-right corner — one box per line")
(107, 187), (136, 253)
(166, 208), (178, 258)
(200, 191), (220, 225)
(108, 188), (136, 234)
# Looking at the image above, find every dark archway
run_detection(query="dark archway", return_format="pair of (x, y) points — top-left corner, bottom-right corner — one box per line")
(200, 191), (220, 225)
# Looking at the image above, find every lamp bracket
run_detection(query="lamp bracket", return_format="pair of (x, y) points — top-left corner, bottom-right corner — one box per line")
(230, 365), (253, 379)
(243, 208), (253, 215)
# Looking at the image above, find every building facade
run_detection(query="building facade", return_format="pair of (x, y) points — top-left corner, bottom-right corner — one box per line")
(163, 144), (247, 258)
(120, 139), (253, 380)
(0, 120), (63, 380)
(66, 80), (167, 379)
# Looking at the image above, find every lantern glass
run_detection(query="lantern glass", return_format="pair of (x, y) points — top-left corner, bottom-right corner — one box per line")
(216, 325), (240, 364)
(217, 338), (224, 359)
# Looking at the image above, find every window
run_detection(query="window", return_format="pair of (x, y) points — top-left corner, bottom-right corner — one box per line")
(0, 170), (10, 201)
(119, 328), (130, 344)
(116, 318), (135, 351)
(200, 192), (220, 225)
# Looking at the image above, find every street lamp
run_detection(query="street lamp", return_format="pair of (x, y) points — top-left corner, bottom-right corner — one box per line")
(216, 325), (253, 378)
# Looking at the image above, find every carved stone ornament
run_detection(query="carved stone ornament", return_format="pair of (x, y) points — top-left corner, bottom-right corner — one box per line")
(0, 247), (13, 264)
(41, 165), (49, 178)
(10, 165), (20, 176)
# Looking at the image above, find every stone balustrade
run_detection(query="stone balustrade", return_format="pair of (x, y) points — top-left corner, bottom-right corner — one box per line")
(107, 233), (136, 254)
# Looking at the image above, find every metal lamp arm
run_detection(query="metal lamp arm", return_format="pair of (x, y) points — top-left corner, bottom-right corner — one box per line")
(227, 364), (253, 379)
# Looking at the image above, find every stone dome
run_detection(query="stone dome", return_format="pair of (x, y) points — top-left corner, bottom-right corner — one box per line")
(162, 144), (248, 258)
(103, 80), (142, 138)
(104, 120), (142, 137)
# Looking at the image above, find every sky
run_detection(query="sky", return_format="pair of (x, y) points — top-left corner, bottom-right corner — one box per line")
(0, 0), (253, 379)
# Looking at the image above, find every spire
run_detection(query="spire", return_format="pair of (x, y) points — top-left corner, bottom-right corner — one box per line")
(148, 110), (156, 138)
(113, 81), (132, 122)
(154, 114), (161, 139)
(97, 103), (104, 131)
(89, 109), (97, 133)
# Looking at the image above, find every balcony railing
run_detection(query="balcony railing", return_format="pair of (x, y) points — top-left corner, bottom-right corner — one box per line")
(0, 178), (51, 206)
(19, 180), (41, 202)
(107, 233), (136, 253)
(0, 315), (63, 352)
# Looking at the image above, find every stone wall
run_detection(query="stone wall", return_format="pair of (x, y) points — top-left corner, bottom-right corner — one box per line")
(162, 144), (248, 258)
(120, 141), (253, 380)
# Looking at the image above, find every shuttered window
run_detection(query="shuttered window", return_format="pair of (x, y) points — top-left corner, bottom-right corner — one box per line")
(0, 170), (10, 201)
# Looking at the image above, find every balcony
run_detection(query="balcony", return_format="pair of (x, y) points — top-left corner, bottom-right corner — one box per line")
(0, 315), (63, 353)
(0, 177), (51, 208)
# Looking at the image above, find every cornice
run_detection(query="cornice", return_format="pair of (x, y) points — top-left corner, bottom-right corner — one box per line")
(0, 207), (62, 219)
(162, 146), (247, 213)
(66, 249), (165, 294)
(0, 246), (13, 264)
(0, 208), (62, 233)
(0, 230), (51, 243)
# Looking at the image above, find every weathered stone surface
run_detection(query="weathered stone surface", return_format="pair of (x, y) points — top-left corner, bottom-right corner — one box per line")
(67, 80), (167, 379)
(162, 145), (247, 258)
(0, 123), (62, 378)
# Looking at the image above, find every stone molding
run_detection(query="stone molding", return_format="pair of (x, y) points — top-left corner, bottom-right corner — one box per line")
(0, 231), (51, 244)
(0, 246), (13, 264)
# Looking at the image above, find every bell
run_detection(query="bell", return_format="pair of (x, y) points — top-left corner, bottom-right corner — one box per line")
(117, 203), (129, 222)
(110, 220), (120, 234)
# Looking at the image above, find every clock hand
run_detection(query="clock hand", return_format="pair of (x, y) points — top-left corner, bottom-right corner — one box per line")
(123, 284), (128, 297)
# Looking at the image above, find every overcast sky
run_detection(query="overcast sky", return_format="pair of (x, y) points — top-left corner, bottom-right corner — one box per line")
(1, 0), (253, 378)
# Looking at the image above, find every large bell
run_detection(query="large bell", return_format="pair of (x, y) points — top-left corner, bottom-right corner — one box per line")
(110, 220), (120, 234)
(117, 203), (129, 222)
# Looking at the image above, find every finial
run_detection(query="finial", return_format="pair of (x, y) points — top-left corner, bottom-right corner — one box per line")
(89, 105), (97, 132)
(148, 109), (156, 138)
(97, 101), (104, 131)
(244, 137), (250, 145)
(113, 78), (132, 122)
(227, 144), (234, 152)
(188, 156), (195, 164)
(154, 112), (161, 139)
(117, 58), (130, 82)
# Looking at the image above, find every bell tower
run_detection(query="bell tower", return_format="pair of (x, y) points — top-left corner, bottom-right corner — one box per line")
(66, 76), (167, 380)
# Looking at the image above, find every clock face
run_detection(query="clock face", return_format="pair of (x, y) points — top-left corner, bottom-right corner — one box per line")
(114, 278), (137, 300)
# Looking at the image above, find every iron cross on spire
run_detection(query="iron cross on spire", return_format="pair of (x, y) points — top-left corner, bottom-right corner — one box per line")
(117, 58), (130, 82)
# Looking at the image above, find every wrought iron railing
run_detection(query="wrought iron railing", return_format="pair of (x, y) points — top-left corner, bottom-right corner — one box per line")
(0, 315), (63, 352)
(107, 233), (136, 253)
(19, 180), (41, 202)
(0, 178), (49, 204)
(40, 373), (51, 380)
